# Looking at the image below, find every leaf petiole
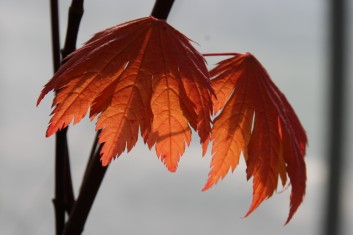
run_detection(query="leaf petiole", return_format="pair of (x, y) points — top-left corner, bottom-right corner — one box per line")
(203, 52), (241, 57)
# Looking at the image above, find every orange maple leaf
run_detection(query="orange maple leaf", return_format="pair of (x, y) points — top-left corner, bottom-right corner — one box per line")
(37, 16), (213, 171)
(204, 53), (307, 223)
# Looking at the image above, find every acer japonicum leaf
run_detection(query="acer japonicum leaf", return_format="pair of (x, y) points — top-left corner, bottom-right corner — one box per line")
(37, 16), (213, 172)
(204, 53), (307, 223)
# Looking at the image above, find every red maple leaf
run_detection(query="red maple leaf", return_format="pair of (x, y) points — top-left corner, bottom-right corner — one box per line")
(37, 16), (213, 171)
(204, 53), (307, 223)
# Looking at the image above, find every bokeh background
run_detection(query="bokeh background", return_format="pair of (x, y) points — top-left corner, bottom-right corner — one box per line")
(0, 0), (352, 234)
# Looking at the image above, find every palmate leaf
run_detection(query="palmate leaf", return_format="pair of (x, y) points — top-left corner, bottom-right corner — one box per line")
(37, 16), (213, 171)
(204, 53), (307, 223)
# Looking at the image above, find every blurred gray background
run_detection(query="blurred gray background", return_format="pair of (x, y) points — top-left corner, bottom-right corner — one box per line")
(0, 0), (352, 234)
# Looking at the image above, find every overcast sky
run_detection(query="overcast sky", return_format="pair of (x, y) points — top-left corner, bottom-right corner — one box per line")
(0, 0), (352, 234)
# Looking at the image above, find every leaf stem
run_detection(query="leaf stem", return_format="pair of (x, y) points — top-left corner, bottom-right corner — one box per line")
(202, 52), (240, 57)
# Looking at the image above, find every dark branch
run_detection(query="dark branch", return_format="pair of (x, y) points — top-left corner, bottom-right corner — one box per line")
(50, 0), (85, 234)
(57, 0), (85, 216)
(53, 128), (74, 235)
(151, 0), (175, 20)
(63, 145), (107, 235)
(82, 131), (101, 184)
(61, 0), (84, 59)
(49, 1), (71, 235)
(50, 0), (61, 72)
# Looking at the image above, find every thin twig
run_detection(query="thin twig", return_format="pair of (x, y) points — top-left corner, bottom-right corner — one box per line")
(50, 0), (85, 234)
(81, 130), (101, 186)
(50, 1), (71, 234)
(50, 0), (61, 72)
(63, 146), (107, 235)
(62, 129), (75, 214)
(61, 0), (84, 59)
(53, 131), (68, 235)
(58, 0), (85, 215)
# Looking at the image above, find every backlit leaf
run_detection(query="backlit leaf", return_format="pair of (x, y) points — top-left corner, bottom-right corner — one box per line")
(37, 17), (213, 171)
(204, 53), (307, 223)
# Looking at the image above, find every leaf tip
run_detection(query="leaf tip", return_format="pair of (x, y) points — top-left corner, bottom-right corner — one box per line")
(243, 206), (255, 219)
(45, 126), (57, 137)
(201, 183), (211, 192)
(201, 138), (210, 157)
(244, 52), (253, 57)
(100, 152), (112, 167)
(163, 157), (178, 172)
(101, 159), (110, 167)
(284, 207), (298, 225)
(167, 166), (177, 173)
(36, 97), (42, 107)
(36, 90), (48, 107)
(202, 175), (218, 191)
